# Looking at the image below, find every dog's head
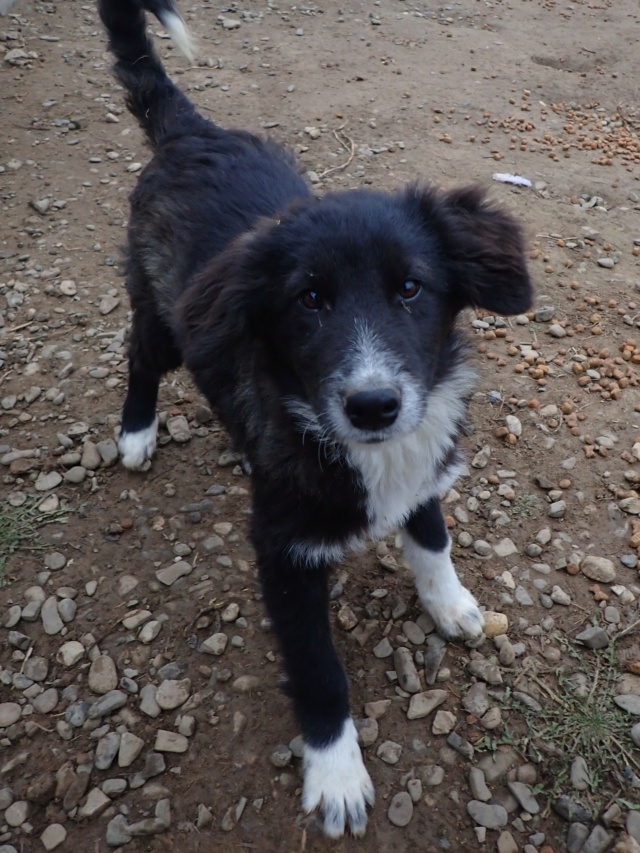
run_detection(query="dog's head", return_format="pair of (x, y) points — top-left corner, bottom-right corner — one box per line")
(181, 185), (532, 448)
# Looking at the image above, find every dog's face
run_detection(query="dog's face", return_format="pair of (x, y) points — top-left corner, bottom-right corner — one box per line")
(183, 185), (532, 448)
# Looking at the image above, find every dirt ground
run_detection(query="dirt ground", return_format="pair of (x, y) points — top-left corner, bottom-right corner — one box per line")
(2, 0), (640, 851)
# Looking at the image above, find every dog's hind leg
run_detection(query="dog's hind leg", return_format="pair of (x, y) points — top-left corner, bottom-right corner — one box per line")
(403, 498), (485, 641)
(119, 294), (182, 470)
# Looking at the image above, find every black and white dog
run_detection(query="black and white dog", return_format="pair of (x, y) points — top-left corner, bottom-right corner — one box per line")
(99, 0), (532, 838)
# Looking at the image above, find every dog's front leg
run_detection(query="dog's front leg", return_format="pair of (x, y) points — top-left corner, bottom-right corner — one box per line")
(257, 545), (374, 838)
(403, 497), (484, 641)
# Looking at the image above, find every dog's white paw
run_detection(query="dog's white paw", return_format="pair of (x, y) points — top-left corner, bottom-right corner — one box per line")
(118, 418), (158, 471)
(302, 718), (374, 839)
(423, 582), (484, 642)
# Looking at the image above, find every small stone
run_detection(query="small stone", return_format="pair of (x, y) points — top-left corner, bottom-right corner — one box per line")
(270, 745), (292, 768)
(364, 699), (391, 720)
(466, 800), (508, 829)
(106, 814), (131, 847)
(597, 257), (615, 268)
(497, 831), (518, 853)
(432, 710), (456, 735)
(576, 626), (610, 650)
(44, 552), (67, 571)
(582, 825), (614, 853)
(474, 539), (492, 556)
(155, 560), (193, 586)
(480, 707), (502, 729)
(78, 787), (111, 819)
(420, 764), (444, 786)
(402, 620), (426, 645)
(477, 748), (519, 782)
(33, 688), (59, 714)
(551, 585), (572, 606)
(505, 416), (522, 438)
(35, 471), (62, 491)
(373, 638), (393, 658)
(515, 585), (534, 606)
(447, 731), (474, 759)
(534, 305), (555, 322)
(507, 781), (539, 813)
(156, 678), (191, 710)
(631, 722), (640, 747)
(581, 556), (616, 583)
(469, 767), (491, 802)
(377, 740), (402, 764)
(388, 792), (413, 827)
(567, 823), (591, 852)
(463, 682), (490, 717)
(5, 800), (29, 827)
(139, 684), (161, 718)
(139, 620), (162, 644)
(41, 596), (64, 635)
(548, 500), (566, 518)
(95, 732), (121, 770)
(166, 415), (191, 443)
(614, 695), (640, 714)
(467, 659), (502, 685)
(548, 324), (567, 338)
(88, 689), (128, 719)
(41, 823), (66, 850)
(118, 732), (145, 767)
(88, 655), (118, 694)
(570, 756), (590, 791)
(200, 633), (228, 655)
(57, 641), (85, 666)
(494, 537), (518, 558)
(407, 689), (448, 720)
(407, 779), (422, 803)
(355, 716), (379, 747)
(0, 703), (22, 727)
(394, 647), (421, 694)
(154, 730), (189, 753)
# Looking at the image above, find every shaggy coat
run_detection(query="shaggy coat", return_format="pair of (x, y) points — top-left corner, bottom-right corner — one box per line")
(98, 0), (533, 838)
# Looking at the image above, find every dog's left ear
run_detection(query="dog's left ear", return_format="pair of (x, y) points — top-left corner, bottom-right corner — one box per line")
(418, 185), (533, 315)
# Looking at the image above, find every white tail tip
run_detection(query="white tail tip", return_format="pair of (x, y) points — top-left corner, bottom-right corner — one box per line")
(160, 10), (195, 61)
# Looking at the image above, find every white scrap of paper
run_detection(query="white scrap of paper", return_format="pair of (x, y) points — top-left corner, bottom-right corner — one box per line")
(492, 173), (532, 188)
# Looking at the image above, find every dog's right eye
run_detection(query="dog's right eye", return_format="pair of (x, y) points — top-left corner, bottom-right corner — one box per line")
(299, 290), (324, 311)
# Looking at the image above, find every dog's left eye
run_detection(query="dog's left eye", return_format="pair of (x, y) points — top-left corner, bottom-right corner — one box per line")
(397, 280), (422, 301)
(299, 289), (324, 311)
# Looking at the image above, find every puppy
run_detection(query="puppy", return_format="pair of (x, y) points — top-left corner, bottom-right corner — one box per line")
(99, 0), (532, 838)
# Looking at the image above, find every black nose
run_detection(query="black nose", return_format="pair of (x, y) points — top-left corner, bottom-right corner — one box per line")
(344, 389), (401, 431)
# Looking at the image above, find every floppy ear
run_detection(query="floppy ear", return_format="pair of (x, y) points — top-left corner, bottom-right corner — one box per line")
(425, 185), (533, 315)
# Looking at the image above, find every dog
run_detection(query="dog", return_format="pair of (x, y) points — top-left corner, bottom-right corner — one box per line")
(98, 0), (532, 838)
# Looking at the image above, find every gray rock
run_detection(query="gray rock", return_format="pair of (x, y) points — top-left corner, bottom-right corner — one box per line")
(548, 500), (566, 518)
(88, 690), (128, 719)
(551, 585), (571, 606)
(41, 596), (64, 635)
(95, 732), (122, 770)
(35, 471), (62, 492)
(41, 823), (66, 851)
(139, 684), (161, 718)
(581, 556), (616, 583)
(57, 599), (77, 622)
(355, 716), (379, 747)
(469, 767), (491, 801)
(570, 756), (590, 790)
(65, 701), (90, 728)
(88, 655), (118, 695)
(200, 632), (228, 655)
(0, 703), (22, 727)
(372, 638), (393, 658)
(402, 621), (426, 645)
(467, 659), (502, 685)
(567, 824), (590, 853)
(154, 730), (189, 753)
(581, 825), (613, 853)
(155, 560), (193, 586)
(575, 626), (610, 650)
(96, 439), (119, 466)
(156, 678), (191, 710)
(515, 585), (534, 606)
(631, 722), (640, 748)
(407, 690), (448, 720)
(419, 765), (444, 786)
(424, 634), (447, 685)
(118, 732), (145, 767)
(552, 795), (592, 823)
(534, 305), (555, 322)
(33, 688), (59, 714)
(466, 800), (508, 829)
(614, 695), (640, 715)
(5, 800), (29, 827)
(394, 647), (421, 693)
(377, 740), (402, 764)
(447, 731), (474, 760)
(462, 682), (489, 717)
(106, 814), (131, 847)
(270, 745), (292, 768)
(507, 781), (539, 814)
(627, 810), (640, 843)
(477, 748), (519, 783)
(388, 792), (413, 827)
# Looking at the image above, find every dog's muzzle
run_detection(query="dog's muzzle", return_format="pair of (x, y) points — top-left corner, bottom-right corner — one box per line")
(343, 387), (401, 432)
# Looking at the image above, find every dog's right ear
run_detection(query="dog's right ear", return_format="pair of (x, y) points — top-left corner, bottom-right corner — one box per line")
(178, 223), (277, 388)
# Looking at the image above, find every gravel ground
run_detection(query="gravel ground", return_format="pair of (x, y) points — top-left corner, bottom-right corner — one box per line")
(1, 0), (640, 851)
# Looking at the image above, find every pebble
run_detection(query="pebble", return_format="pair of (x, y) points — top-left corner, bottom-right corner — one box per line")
(432, 710), (456, 734)
(469, 767), (492, 801)
(515, 585), (534, 606)
(156, 678), (191, 710)
(154, 730), (189, 753)
(200, 633), (228, 655)
(57, 641), (85, 666)
(388, 792), (413, 827)
(377, 741), (402, 764)
(508, 780), (539, 813)
(402, 620), (426, 645)
(576, 626), (610, 649)
(478, 748), (519, 782)
(139, 620), (162, 643)
(551, 585), (572, 605)
(394, 647), (421, 694)
(567, 823), (591, 852)
(88, 690), (128, 719)
(581, 556), (616, 583)
(467, 800), (508, 829)
(118, 732), (145, 767)
(155, 560), (193, 586)
(631, 722), (640, 747)
(548, 324), (567, 338)
(0, 702), (22, 727)
(553, 795), (592, 823)
(614, 695), (640, 714)
(106, 814), (132, 846)
(166, 415), (191, 443)
(96, 732), (121, 770)
(41, 824), (66, 850)
(41, 596), (64, 635)
(494, 538), (518, 557)
(373, 637), (393, 658)
(463, 682), (489, 717)
(44, 552), (66, 571)
(78, 787), (111, 819)
(497, 832), (518, 853)
(5, 800), (29, 827)
(582, 825), (614, 853)
(474, 539), (492, 556)
(33, 688), (59, 714)
(467, 659), (502, 685)
(140, 684), (161, 718)
(35, 471), (62, 491)
(270, 745), (292, 768)
(548, 500), (566, 518)
(88, 655), (118, 694)
(407, 689), (448, 720)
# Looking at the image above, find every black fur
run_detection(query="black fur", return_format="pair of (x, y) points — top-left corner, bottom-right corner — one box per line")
(99, 0), (532, 837)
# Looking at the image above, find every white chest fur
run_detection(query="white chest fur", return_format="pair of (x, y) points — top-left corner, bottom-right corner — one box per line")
(348, 364), (475, 537)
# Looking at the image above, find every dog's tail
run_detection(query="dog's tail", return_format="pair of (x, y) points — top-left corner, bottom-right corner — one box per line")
(98, 0), (201, 147)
